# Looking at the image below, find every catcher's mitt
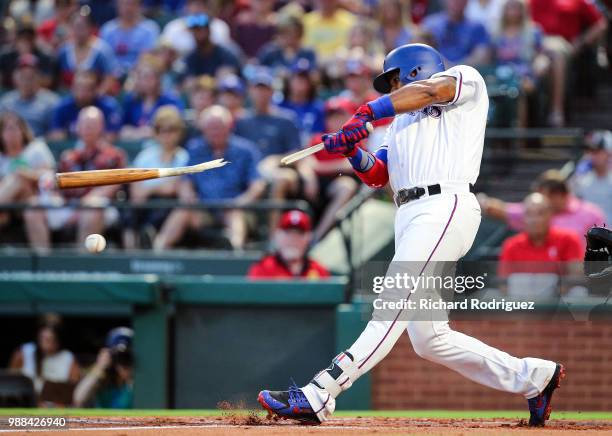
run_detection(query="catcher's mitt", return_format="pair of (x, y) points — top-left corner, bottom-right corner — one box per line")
(584, 226), (612, 279)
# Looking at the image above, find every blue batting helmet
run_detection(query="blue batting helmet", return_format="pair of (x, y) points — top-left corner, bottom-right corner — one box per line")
(373, 44), (445, 94)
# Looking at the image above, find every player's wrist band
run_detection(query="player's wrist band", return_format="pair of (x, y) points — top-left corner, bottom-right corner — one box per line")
(368, 95), (395, 120)
(347, 148), (375, 172)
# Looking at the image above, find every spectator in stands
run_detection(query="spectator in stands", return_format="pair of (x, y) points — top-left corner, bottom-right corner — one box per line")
(346, 20), (385, 64)
(258, 15), (317, 75)
(100, 0), (161, 77)
(479, 169), (605, 246)
(279, 59), (325, 146)
(26, 107), (127, 249)
(529, 0), (607, 127)
(0, 112), (55, 249)
(571, 130), (612, 224)
(185, 75), (216, 135)
(465, 0), (504, 34)
(492, 0), (546, 128)
(154, 105), (265, 250)
(57, 7), (119, 92)
(73, 327), (134, 408)
(234, 68), (301, 229)
(0, 19), (56, 89)
(231, 0), (277, 60)
(498, 193), (583, 299)
(120, 56), (183, 141)
(234, 68), (300, 160)
(149, 38), (182, 96)
(161, 0), (232, 56)
(302, 0), (357, 62)
(422, 0), (491, 66)
(49, 71), (122, 140)
(216, 74), (246, 120)
(339, 58), (379, 111)
(294, 96), (360, 241)
(124, 106), (189, 248)
(9, 313), (80, 407)
(0, 54), (59, 137)
(8, 0), (56, 24)
(376, 0), (415, 54)
(248, 209), (330, 279)
(36, 0), (79, 53)
(182, 14), (242, 81)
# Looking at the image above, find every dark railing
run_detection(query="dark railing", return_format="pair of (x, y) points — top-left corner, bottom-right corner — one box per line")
(0, 198), (311, 212)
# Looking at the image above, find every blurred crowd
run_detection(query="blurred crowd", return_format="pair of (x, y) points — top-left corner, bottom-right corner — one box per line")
(5, 313), (134, 408)
(481, 130), (612, 297)
(0, 0), (609, 252)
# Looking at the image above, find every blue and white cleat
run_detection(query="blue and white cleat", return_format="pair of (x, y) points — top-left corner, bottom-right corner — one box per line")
(528, 364), (566, 427)
(257, 382), (321, 424)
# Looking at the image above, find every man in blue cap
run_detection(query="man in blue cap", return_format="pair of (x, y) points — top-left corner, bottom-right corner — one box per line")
(183, 13), (241, 80)
(258, 43), (564, 427)
(234, 68), (300, 160)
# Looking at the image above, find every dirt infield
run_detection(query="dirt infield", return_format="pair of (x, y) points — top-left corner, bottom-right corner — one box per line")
(12, 415), (612, 435)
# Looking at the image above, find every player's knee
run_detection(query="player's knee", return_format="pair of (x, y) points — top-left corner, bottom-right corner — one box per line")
(408, 326), (444, 361)
(410, 334), (436, 360)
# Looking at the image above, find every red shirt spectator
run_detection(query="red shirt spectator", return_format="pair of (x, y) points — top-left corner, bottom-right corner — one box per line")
(59, 140), (126, 199)
(499, 227), (582, 276)
(248, 210), (330, 279)
(248, 254), (330, 279)
(529, 0), (604, 42)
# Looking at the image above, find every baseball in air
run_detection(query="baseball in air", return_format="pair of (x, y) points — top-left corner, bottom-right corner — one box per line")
(85, 234), (106, 253)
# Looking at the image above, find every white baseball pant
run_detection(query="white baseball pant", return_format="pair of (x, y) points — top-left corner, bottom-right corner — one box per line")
(302, 192), (557, 421)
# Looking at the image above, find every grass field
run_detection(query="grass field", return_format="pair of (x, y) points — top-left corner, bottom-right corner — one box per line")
(1, 408), (611, 420)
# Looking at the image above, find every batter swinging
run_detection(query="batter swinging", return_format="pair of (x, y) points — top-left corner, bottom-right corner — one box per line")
(258, 44), (565, 427)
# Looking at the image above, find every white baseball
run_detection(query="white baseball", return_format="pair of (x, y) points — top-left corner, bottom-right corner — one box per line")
(85, 234), (106, 253)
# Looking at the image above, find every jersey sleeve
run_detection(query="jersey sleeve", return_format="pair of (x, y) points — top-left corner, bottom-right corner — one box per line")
(431, 65), (486, 108)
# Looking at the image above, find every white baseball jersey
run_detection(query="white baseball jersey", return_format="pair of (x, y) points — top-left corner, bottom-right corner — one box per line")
(381, 65), (489, 193)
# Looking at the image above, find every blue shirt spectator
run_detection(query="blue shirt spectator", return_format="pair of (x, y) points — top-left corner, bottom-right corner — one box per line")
(51, 95), (122, 138)
(0, 55), (59, 137)
(234, 68), (301, 157)
(422, 1), (491, 65)
(257, 15), (317, 74)
(0, 89), (59, 138)
(99, 1), (160, 76)
(234, 111), (301, 158)
(121, 93), (183, 130)
(279, 100), (325, 145)
(185, 135), (261, 200)
(57, 38), (119, 87)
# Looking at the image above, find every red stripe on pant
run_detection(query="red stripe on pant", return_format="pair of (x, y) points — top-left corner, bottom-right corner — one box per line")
(357, 194), (459, 370)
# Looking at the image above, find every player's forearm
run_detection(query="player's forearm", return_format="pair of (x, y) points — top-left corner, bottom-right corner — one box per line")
(367, 77), (456, 120)
(345, 148), (388, 188)
(479, 194), (508, 222)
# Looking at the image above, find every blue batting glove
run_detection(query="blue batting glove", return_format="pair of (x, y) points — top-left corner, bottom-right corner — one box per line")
(322, 130), (356, 156)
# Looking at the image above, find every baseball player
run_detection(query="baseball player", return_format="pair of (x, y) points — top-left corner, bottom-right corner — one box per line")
(258, 44), (565, 426)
